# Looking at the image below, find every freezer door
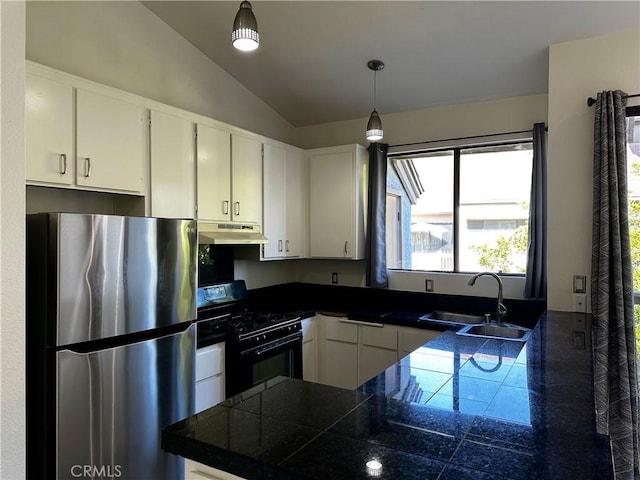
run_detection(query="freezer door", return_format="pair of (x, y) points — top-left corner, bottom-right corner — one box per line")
(56, 324), (195, 480)
(55, 214), (197, 345)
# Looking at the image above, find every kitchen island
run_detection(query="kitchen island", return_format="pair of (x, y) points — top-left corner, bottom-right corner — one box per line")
(163, 309), (612, 479)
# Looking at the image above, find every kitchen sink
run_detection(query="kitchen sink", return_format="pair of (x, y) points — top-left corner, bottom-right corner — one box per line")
(457, 323), (532, 342)
(418, 311), (486, 326)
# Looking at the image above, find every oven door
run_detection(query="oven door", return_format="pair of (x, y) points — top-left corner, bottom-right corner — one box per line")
(227, 331), (303, 397)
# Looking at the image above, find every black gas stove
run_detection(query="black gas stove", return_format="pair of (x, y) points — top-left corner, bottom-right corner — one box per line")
(196, 280), (303, 397)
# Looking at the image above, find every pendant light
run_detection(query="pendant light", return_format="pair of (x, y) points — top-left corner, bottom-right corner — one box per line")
(366, 59), (385, 142)
(231, 1), (259, 52)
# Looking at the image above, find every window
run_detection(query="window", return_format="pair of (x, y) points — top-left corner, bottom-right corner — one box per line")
(387, 141), (533, 274)
(625, 105), (640, 378)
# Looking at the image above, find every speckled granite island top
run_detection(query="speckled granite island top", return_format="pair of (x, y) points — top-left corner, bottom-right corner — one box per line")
(163, 311), (613, 480)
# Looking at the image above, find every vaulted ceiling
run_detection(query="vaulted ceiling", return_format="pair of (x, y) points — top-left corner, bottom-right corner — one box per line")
(142, 1), (640, 127)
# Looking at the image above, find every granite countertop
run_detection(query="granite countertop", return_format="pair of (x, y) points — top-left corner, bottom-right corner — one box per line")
(163, 309), (612, 479)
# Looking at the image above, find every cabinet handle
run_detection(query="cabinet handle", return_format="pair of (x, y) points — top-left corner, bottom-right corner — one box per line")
(338, 319), (384, 328)
(59, 154), (67, 175)
(344, 241), (348, 256)
(285, 240), (290, 252)
(222, 200), (229, 215)
(83, 157), (91, 178)
(278, 240), (283, 252)
(234, 202), (240, 216)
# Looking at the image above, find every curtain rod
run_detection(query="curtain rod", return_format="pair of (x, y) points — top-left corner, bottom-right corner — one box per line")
(587, 93), (640, 107)
(389, 127), (545, 149)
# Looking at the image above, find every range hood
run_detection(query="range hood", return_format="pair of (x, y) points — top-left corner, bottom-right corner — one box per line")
(198, 222), (268, 245)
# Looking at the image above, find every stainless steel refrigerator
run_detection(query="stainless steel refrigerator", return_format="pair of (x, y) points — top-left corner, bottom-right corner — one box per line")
(26, 213), (197, 480)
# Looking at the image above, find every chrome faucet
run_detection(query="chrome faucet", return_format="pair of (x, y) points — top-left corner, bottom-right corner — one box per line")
(467, 272), (508, 325)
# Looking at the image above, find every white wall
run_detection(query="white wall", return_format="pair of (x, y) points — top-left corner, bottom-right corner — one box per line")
(26, 1), (296, 144)
(547, 28), (640, 311)
(296, 94), (548, 150)
(0, 1), (26, 478)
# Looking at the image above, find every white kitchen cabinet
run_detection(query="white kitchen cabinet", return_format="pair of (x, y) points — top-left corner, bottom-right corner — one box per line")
(308, 144), (367, 259)
(231, 134), (262, 224)
(398, 325), (440, 357)
(195, 342), (225, 414)
(318, 314), (397, 390)
(358, 322), (399, 385)
(196, 128), (262, 226)
(317, 315), (441, 390)
(322, 319), (359, 389)
(262, 143), (306, 259)
(25, 72), (74, 186)
(196, 123), (231, 222)
(26, 68), (146, 195)
(149, 109), (195, 218)
(301, 317), (317, 382)
(75, 88), (146, 193)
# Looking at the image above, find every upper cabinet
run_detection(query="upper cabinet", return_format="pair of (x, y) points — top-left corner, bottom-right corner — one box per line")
(26, 65), (146, 195)
(308, 144), (368, 259)
(196, 127), (262, 225)
(196, 123), (231, 222)
(231, 134), (262, 225)
(262, 143), (306, 259)
(149, 109), (195, 219)
(75, 89), (146, 193)
(26, 73), (74, 186)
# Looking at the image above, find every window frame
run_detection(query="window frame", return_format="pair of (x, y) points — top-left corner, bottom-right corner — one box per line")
(388, 138), (534, 275)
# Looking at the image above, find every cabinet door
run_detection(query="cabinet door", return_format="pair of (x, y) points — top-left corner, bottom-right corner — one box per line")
(76, 88), (145, 193)
(303, 338), (317, 382)
(322, 339), (358, 390)
(309, 151), (354, 258)
(302, 318), (317, 382)
(284, 148), (305, 258)
(262, 144), (286, 258)
(231, 135), (262, 224)
(149, 110), (195, 218)
(398, 326), (440, 356)
(194, 343), (225, 413)
(197, 124), (231, 222)
(25, 73), (74, 186)
(359, 344), (399, 386)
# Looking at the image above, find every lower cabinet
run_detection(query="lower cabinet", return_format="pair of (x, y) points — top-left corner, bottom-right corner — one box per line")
(398, 326), (441, 357)
(185, 459), (245, 480)
(302, 317), (318, 382)
(359, 328), (400, 386)
(316, 314), (441, 390)
(195, 342), (225, 414)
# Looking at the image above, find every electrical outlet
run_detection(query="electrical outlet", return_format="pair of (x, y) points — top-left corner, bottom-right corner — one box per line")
(331, 272), (339, 284)
(573, 293), (587, 312)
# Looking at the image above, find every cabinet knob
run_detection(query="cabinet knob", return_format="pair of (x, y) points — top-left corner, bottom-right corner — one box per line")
(234, 201), (240, 216)
(222, 200), (229, 215)
(344, 241), (348, 256)
(285, 240), (290, 253)
(278, 240), (283, 252)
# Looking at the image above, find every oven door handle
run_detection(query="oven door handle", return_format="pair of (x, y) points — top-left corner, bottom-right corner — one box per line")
(241, 331), (302, 357)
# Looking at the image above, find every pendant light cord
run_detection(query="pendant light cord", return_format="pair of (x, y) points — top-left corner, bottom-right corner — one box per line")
(373, 70), (377, 110)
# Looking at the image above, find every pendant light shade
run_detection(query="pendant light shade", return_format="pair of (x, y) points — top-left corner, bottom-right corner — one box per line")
(232, 1), (259, 52)
(366, 60), (385, 142)
(366, 109), (383, 142)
